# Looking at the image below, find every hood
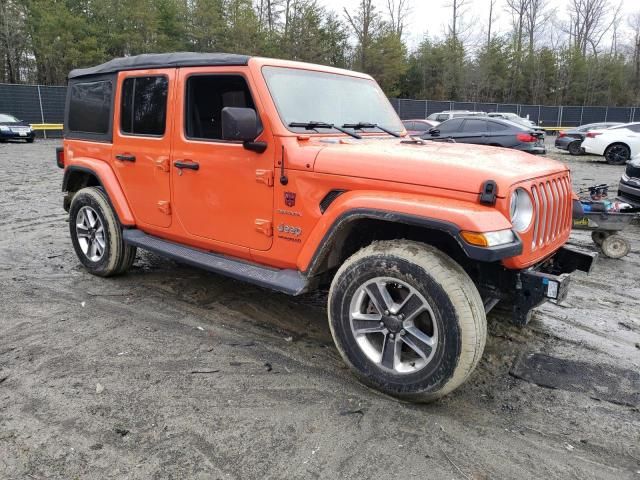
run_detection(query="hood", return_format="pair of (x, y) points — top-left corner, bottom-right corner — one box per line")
(313, 138), (567, 197)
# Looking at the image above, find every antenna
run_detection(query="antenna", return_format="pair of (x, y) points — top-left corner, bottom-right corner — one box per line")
(280, 145), (288, 185)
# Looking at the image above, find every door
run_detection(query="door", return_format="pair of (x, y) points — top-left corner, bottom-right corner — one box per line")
(112, 70), (174, 228)
(458, 119), (488, 145)
(427, 118), (464, 141)
(171, 68), (275, 251)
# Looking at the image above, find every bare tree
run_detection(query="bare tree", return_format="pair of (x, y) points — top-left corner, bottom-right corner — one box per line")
(630, 12), (640, 100)
(487, 0), (497, 48)
(344, 0), (379, 71)
(447, 0), (469, 40)
(525, 0), (553, 53)
(565, 0), (616, 56)
(386, 0), (410, 37)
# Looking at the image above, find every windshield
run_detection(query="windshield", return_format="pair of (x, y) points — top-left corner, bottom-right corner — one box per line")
(0, 114), (19, 122)
(262, 66), (404, 134)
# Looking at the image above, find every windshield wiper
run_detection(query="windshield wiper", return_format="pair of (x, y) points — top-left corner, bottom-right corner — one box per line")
(289, 121), (361, 139)
(342, 122), (401, 137)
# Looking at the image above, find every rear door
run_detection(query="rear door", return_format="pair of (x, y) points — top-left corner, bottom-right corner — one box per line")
(112, 70), (174, 228)
(458, 119), (488, 144)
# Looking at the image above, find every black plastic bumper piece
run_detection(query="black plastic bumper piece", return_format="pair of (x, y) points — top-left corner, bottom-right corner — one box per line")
(123, 229), (308, 295)
(511, 246), (597, 325)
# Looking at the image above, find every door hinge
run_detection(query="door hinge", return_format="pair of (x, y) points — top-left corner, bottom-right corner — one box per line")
(255, 219), (273, 237)
(157, 200), (171, 215)
(155, 157), (170, 172)
(255, 169), (274, 187)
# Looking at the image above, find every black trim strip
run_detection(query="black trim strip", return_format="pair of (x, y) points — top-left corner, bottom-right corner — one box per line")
(305, 208), (522, 275)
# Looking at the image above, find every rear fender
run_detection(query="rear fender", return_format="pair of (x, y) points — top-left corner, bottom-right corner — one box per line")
(297, 190), (517, 273)
(63, 158), (135, 225)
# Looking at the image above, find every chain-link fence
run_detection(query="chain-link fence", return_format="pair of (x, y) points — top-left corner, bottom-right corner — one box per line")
(1, 83), (639, 135)
(388, 99), (640, 127)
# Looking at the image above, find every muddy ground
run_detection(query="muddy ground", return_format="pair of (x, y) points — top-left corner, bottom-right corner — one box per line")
(1, 138), (639, 479)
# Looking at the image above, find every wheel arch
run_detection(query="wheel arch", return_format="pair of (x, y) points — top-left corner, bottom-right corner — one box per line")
(63, 164), (135, 225)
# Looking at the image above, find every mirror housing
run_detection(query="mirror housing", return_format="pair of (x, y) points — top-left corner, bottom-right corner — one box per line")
(222, 107), (260, 142)
(429, 128), (440, 135)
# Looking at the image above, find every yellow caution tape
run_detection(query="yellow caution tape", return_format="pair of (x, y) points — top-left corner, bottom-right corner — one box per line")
(30, 123), (63, 130)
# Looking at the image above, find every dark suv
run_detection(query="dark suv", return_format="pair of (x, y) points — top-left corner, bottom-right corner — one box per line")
(618, 158), (640, 207)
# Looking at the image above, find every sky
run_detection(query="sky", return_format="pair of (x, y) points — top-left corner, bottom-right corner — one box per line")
(320, 0), (640, 51)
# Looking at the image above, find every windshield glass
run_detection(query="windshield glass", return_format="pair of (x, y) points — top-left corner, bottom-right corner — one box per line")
(0, 114), (19, 122)
(262, 66), (404, 134)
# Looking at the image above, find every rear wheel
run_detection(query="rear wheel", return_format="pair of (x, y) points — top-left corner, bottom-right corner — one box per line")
(568, 140), (583, 155)
(69, 187), (136, 276)
(328, 240), (486, 402)
(591, 231), (610, 246)
(604, 143), (630, 165)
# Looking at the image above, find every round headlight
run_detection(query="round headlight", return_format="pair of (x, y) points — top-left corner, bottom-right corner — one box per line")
(510, 188), (534, 232)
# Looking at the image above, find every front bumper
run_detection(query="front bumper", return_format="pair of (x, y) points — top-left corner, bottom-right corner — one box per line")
(0, 129), (35, 140)
(511, 246), (596, 325)
(618, 176), (640, 207)
(554, 137), (572, 150)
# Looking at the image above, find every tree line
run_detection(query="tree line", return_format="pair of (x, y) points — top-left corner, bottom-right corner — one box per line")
(1, 0), (639, 107)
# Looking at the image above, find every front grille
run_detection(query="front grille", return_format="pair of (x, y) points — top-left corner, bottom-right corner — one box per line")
(529, 174), (572, 251)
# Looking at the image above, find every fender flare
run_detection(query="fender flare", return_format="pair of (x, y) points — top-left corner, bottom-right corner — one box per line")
(297, 191), (522, 274)
(63, 162), (135, 225)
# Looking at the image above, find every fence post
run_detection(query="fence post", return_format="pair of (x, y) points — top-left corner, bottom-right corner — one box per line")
(579, 106), (584, 126)
(36, 85), (47, 139)
(425, 100), (428, 119)
(604, 106), (608, 122)
(557, 105), (562, 127)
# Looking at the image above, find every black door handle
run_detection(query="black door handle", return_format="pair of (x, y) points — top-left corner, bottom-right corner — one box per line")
(115, 154), (136, 162)
(174, 160), (199, 171)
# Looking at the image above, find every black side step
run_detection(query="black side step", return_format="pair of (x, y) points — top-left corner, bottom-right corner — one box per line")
(123, 229), (308, 296)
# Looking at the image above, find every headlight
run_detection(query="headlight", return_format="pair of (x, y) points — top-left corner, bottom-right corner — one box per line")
(510, 188), (534, 232)
(0, 126), (9, 132)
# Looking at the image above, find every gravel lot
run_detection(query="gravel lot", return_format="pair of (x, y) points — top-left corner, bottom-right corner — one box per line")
(1, 138), (639, 479)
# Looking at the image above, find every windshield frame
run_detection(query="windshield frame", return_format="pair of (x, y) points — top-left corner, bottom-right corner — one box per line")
(260, 65), (405, 136)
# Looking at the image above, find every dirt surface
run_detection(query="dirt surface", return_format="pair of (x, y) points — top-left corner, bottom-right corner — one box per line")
(1, 138), (639, 479)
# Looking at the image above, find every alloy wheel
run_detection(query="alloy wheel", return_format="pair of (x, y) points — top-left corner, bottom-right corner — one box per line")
(76, 206), (106, 262)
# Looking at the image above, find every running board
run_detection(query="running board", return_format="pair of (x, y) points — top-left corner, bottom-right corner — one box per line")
(123, 229), (308, 295)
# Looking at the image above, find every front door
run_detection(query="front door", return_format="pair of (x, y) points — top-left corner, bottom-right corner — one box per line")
(112, 69), (174, 228)
(170, 67), (274, 251)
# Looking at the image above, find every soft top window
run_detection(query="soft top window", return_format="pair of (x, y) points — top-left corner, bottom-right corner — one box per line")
(67, 79), (113, 136)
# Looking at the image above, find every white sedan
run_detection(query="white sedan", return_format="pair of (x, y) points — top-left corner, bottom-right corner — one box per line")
(581, 122), (640, 165)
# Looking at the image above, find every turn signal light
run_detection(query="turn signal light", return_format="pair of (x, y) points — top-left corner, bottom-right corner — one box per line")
(516, 133), (537, 143)
(56, 146), (64, 168)
(461, 229), (516, 247)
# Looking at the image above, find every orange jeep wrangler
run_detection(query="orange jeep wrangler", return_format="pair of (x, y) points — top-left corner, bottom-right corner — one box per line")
(58, 53), (594, 401)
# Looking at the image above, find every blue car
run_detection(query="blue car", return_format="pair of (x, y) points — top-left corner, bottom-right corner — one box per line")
(0, 114), (35, 143)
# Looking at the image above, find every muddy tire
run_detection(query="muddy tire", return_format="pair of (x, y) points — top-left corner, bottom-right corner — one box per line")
(568, 140), (583, 155)
(328, 240), (486, 402)
(69, 187), (136, 277)
(604, 143), (630, 165)
(591, 231), (610, 246)
(600, 234), (630, 259)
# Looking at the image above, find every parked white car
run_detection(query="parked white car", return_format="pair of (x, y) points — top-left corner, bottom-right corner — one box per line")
(487, 112), (536, 128)
(581, 122), (640, 165)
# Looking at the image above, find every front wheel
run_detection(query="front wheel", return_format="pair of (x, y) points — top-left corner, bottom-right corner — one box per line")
(69, 187), (136, 276)
(328, 240), (486, 402)
(604, 143), (630, 165)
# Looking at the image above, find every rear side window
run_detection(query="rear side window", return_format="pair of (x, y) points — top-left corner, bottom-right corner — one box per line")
(120, 76), (168, 136)
(68, 80), (112, 134)
(436, 114), (449, 122)
(413, 122), (430, 132)
(488, 121), (510, 132)
(438, 118), (463, 133)
(462, 119), (486, 132)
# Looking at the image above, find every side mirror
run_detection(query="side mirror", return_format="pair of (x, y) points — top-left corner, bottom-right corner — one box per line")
(429, 128), (440, 136)
(222, 107), (259, 141)
(221, 107), (266, 153)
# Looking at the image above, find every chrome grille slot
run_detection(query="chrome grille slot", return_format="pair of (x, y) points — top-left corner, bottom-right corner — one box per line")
(531, 186), (540, 248)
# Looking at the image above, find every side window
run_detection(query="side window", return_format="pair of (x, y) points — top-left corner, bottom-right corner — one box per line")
(402, 121), (414, 130)
(185, 75), (257, 141)
(68, 80), (112, 134)
(438, 118), (463, 133)
(120, 76), (168, 136)
(488, 121), (510, 132)
(462, 119), (486, 132)
(413, 122), (429, 132)
(436, 114), (449, 122)
(628, 124), (640, 133)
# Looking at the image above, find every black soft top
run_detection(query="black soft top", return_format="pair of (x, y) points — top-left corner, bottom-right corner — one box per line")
(68, 52), (251, 79)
